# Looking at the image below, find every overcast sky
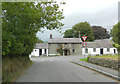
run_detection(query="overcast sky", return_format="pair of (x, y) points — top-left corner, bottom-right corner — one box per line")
(37, 0), (120, 42)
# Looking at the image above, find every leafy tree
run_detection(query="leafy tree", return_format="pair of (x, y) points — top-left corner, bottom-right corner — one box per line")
(63, 29), (74, 38)
(110, 22), (120, 50)
(91, 26), (110, 40)
(64, 22), (95, 41)
(36, 38), (43, 43)
(2, 1), (65, 57)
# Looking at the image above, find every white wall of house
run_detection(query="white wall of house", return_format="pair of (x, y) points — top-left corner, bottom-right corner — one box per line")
(82, 48), (118, 56)
(103, 48), (118, 55)
(30, 48), (48, 57)
(30, 49), (39, 56)
(42, 49), (48, 56)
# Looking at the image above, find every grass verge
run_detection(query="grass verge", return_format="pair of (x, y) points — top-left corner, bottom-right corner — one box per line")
(80, 55), (118, 62)
(80, 57), (88, 61)
(2, 56), (33, 83)
(93, 55), (118, 58)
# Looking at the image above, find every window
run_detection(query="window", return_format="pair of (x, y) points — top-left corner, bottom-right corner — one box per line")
(85, 48), (88, 53)
(93, 48), (96, 52)
(72, 49), (75, 53)
(107, 48), (110, 52)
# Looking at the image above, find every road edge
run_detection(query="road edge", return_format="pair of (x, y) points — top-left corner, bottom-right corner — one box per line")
(70, 61), (120, 81)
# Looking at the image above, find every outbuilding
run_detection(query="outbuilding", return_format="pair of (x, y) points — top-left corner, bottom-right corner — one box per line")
(30, 43), (48, 56)
(82, 39), (118, 56)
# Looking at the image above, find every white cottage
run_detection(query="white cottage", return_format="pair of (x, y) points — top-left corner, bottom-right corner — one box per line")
(30, 38), (118, 57)
(82, 39), (118, 56)
(30, 43), (48, 56)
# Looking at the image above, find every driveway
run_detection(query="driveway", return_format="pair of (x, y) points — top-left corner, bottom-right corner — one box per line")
(16, 56), (117, 82)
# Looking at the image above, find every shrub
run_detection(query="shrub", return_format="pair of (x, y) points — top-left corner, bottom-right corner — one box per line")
(112, 44), (115, 47)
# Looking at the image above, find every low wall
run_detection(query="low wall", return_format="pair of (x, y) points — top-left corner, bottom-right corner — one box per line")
(88, 57), (120, 71)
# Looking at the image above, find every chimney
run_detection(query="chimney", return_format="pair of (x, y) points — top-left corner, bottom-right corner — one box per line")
(50, 34), (52, 39)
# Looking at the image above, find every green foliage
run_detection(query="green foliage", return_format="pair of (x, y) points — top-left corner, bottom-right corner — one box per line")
(2, 2), (64, 57)
(64, 22), (95, 41)
(36, 38), (43, 43)
(80, 58), (88, 61)
(91, 26), (110, 39)
(63, 29), (73, 38)
(110, 22), (120, 45)
(93, 55), (118, 58)
(110, 22), (120, 51)
(57, 48), (63, 55)
(112, 44), (115, 47)
(87, 55), (91, 61)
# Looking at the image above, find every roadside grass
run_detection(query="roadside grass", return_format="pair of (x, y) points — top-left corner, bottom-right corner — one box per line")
(80, 55), (118, 61)
(93, 55), (118, 58)
(93, 55), (118, 61)
(80, 58), (88, 62)
(2, 56), (33, 83)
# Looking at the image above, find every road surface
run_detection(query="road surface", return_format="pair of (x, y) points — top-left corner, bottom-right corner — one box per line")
(16, 56), (117, 82)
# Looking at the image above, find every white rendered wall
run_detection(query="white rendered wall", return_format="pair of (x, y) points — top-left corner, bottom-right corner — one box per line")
(82, 48), (100, 56)
(42, 49), (48, 56)
(82, 48), (118, 56)
(30, 49), (39, 56)
(30, 48), (48, 56)
(42, 49), (45, 55)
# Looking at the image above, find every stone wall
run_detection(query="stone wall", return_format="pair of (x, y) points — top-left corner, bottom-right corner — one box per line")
(88, 57), (120, 71)
(48, 43), (82, 56)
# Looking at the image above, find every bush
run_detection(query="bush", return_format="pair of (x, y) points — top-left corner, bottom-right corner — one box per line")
(112, 44), (115, 47)
(87, 56), (91, 61)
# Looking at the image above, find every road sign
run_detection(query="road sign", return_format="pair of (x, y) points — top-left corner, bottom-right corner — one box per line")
(82, 42), (87, 47)
(82, 36), (87, 41)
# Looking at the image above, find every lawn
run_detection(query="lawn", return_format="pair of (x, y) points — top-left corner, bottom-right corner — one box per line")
(80, 55), (118, 61)
(93, 55), (118, 58)
(94, 55), (118, 61)
(80, 57), (88, 61)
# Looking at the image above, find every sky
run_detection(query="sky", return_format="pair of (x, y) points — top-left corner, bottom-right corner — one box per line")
(36, 0), (120, 42)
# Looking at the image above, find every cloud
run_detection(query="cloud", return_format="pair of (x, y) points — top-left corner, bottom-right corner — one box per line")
(37, 0), (119, 42)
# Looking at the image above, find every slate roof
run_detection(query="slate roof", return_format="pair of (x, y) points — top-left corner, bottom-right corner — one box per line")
(48, 38), (82, 43)
(35, 43), (48, 49)
(84, 39), (114, 48)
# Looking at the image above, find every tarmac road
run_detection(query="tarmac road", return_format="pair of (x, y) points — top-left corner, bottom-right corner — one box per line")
(16, 56), (117, 82)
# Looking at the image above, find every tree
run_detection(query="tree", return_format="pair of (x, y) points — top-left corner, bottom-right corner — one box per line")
(36, 38), (43, 43)
(2, 1), (65, 57)
(64, 22), (95, 41)
(91, 26), (110, 40)
(110, 22), (120, 50)
(63, 29), (74, 38)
